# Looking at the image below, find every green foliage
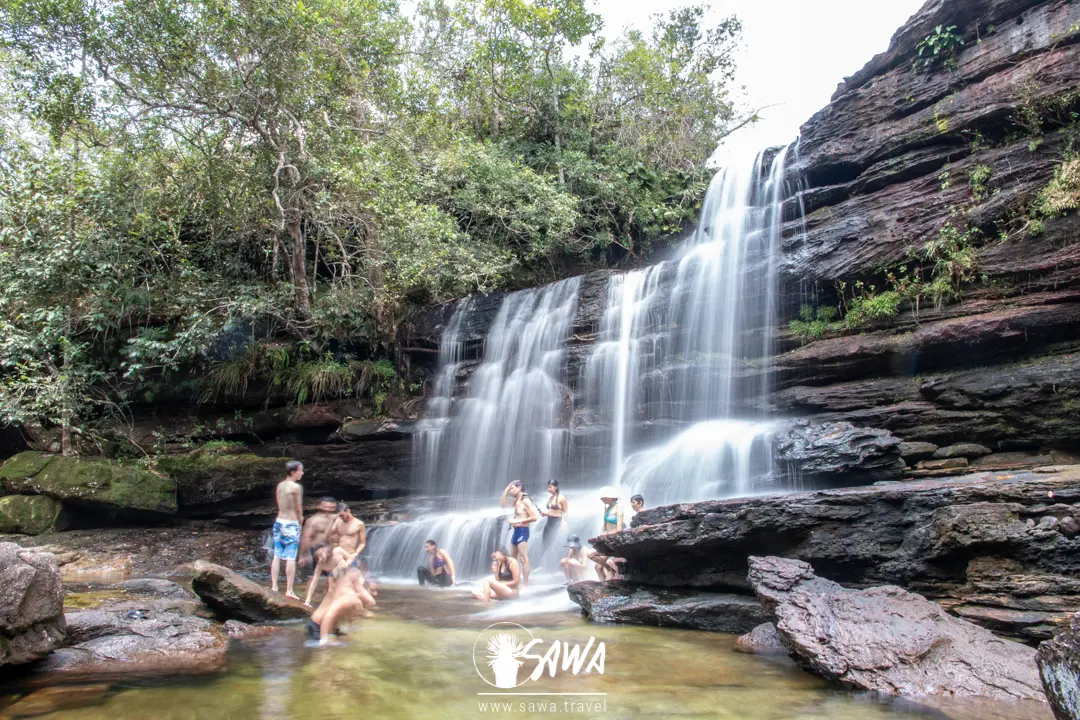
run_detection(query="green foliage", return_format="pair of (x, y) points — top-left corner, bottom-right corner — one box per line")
(0, 0), (749, 438)
(789, 305), (839, 344)
(1034, 157), (1080, 217)
(915, 25), (964, 72)
(201, 440), (245, 454)
(969, 164), (992, 201)
(837, 281), (902, 329)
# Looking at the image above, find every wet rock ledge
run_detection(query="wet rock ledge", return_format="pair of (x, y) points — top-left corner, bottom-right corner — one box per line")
(590, 467), (1080, 641)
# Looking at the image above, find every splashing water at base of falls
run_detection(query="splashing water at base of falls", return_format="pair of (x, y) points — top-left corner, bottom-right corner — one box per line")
(368, 145), (800, 582)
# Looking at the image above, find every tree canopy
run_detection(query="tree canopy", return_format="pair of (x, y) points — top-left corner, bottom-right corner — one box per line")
(0, 0), (746, 450)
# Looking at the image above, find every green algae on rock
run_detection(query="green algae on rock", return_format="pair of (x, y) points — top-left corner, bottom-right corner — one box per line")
(0, 495), (69, 535)
(0, 452), (176, 515)
(155, 451), (285, 508)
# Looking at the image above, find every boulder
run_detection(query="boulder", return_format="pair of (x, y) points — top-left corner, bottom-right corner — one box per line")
(567, 580), (768, 634)
(222, 619), (282, 640)
(155, 451), (285, 510)
(0, 684), (111, 717)
(0, 542), (66, 666)
(899, 441), (938, 462)
(591, 470), (1080, 638)
(773, 420), (904, 484)
(0, 452), (176, 515)
(935, 443), (993, 460)
(0, 495), (69, 535)
(734, 622), (787, 656)
(189, 560), (309, 622)
(747, 556), (1045, 702)
(35, 599), (226, 679)
(1037, 612), (1080, 720)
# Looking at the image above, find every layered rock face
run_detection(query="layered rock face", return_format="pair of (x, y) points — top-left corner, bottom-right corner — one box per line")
(0, 543), (66, 666)
(592, 469), (1080, 640)
(747, 556), (1046, 702)
(1038, 612), (1080, 720)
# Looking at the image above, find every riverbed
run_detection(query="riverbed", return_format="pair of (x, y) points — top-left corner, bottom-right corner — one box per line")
(0, 582), (1054, 720)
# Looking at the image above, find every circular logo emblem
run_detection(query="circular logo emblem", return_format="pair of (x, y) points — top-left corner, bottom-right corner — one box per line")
(473, 622), (537, 689)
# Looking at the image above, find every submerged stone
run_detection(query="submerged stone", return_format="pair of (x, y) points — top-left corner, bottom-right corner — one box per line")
(734, 622), (787, 656)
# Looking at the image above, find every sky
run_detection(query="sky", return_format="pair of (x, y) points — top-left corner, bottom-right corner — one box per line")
(589, 0), (927, 159)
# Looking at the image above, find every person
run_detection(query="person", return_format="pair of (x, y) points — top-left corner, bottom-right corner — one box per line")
(471, 547), (520, 603)
(417, 540), (456, 587)
(310, 562), (376, 646)
(539, 479), (568, 550)
(588, 487), (623, 581)
(628, 494), (644, 525)
(500, 480), (539, 589)
(559, 535), (588, 584)
(298, 497), (339, 571)
(303, 543), (351, 608)
(329, 502), (367, 563)
(270, 460), (304, 599)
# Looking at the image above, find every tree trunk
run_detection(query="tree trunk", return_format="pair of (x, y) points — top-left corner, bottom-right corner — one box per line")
(286, 216), (312, 316)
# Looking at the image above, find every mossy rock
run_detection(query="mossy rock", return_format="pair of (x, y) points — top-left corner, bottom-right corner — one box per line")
(0, 452), (176, 514)
(0, 495), (69, 535)
(155, 451), (286, 507)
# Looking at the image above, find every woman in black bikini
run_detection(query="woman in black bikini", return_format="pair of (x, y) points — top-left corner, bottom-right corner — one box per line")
(418, 539), (456, 587)
(471, 547), (520, 602)
(540, 479), (568, 550)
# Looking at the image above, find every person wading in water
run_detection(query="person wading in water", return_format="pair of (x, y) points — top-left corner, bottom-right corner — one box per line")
(587, 486), (623, 581)
(417, 539), (456, 587)
(310, 562), (375, 646)
(303, 543), (350, 607)
(471, 547), (520, 603)
(500, 480), (539, 589)
(329, 502), (367, 564)
(298, 496), (338, 572)
(539, 479), (568, 555)
(270, 461), (304, 599)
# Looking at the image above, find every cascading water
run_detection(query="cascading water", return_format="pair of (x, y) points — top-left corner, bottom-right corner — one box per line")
(583, 145), (792, 505)
(368, 144), (799, 582)
(367, 279), (582, 579)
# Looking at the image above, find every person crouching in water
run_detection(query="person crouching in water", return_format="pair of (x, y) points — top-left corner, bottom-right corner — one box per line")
(559, 535), (588, 584)
(303, 543), (350, 607)
(471, 547), (520, 603)
(418, 540), (456, 587)
(310, 562), (375, 646)
(588, 487), (623, 580)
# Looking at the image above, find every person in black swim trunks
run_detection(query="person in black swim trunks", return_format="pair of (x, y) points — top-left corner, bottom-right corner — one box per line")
(418, 539), (456, 587)
(471, 547), (520, 602)
(500, 481), (539, 590)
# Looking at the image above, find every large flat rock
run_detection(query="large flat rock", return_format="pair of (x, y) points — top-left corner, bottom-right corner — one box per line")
(190, 560), (308, 622)
(748, 555), (1045, 702)
(567, 580), (769, 634)
(593, 470), (1080, 638)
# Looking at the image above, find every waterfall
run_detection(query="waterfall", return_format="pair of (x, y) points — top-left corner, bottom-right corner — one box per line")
(368, 145), (798, 581)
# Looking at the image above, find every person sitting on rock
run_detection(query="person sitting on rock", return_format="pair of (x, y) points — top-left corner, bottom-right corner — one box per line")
(471, 547), (520, 603)
(303, 543), (350, 608)
(417, 539), (456, 587)
(588, 487), (623, 580)
(559, 535), (588, 585)
(310, 562), (375, 646)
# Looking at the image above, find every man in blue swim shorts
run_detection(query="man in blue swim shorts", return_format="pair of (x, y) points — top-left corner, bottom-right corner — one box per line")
(500, 480), (539, 590)
(271, 460), (304, 599)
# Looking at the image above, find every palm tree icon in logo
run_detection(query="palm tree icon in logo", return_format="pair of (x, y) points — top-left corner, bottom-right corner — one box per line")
(486, 632), (526, 689)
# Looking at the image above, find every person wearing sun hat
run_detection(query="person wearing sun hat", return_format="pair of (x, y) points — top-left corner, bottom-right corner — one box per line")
(559, 534), (588, 584)
(587, 486), (625, 580)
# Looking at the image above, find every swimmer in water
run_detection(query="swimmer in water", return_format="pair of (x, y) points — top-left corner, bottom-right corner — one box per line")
(471, 547), (520, 603)
(310, 562), (375, 646)
(500, 480), (539, 589)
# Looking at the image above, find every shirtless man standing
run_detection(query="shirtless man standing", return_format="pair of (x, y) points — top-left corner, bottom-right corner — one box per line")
(270, 461), (304, 599)
(330, 502), (366, 563)
(298, 497), (339, 570)
(500, 480), (539, 590)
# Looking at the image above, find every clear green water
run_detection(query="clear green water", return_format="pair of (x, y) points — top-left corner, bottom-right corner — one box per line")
(1, 586), (1052, 720)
